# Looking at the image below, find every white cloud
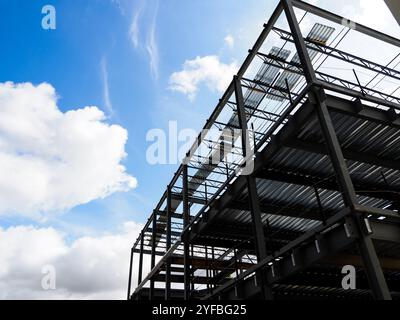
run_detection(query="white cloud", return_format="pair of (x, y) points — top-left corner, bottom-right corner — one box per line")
(0, 82), (137, 219)
(224, 34), (235, 49)
(100, 57), (113, 115)
(169, 55), (238, 101)
(0, 222), (146, 299)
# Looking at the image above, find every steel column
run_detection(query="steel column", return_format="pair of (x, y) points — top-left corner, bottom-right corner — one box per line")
(149, 212), (157, 300)
(234, 75), (273, 300)
(183, 165), (191, 300)
(304, 89), (392, 300)
(312, 91), (391, 300)
(127, 247), (134, 300)
(137, 231), (144, 285)
(234, 76), (267, 260)
(313, 92), (360, 207)
(317, 97), (391, 300)
(165, 186), (172, 300)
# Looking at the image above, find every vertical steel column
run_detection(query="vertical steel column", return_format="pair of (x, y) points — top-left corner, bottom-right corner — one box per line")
(282, 0), (391, 300)
(234, 249), (240, 279)
(190, 245), (195, 293)
(138, 231), (144, 285)
(211, 247), (216, 291)
(205, 246), (211, 293)
(234, 76), (273, 300)
(127, 247), (134, 300)
(314, 186), (327, 225)
(313, 89), (391, 300)
(182, 165), (191, 300)
(165, 186), (172, 300)
(149, 211), (157, 300)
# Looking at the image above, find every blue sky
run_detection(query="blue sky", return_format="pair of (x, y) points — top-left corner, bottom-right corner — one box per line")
(0, 0), (398, 299)
(0, 0), (280, 235)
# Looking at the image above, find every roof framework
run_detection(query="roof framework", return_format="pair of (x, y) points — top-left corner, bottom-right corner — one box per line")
(128, 0), (400, 300)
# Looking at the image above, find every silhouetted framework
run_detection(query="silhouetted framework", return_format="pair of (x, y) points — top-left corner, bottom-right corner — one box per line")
(127, 0), (400, 300)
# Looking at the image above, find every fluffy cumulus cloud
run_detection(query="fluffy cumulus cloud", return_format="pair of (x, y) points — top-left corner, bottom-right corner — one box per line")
(0, 221), (147, 299)
(0, 82), (137, 219)
(169, 55), (238, 101)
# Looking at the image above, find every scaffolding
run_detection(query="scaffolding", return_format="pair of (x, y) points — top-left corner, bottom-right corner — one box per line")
(127, 0), (400, 300)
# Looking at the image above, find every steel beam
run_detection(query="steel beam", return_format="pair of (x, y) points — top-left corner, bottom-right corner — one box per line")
(229, 199), (325, 221)
(293, 0), (400, 47)
(133, 248), (168, 256)
(257, 165), (400, 204)
(325, 95), (400, 128)
(274, 27), (400, 81)
(285, 138), (400, 172)
(258, 51), (400, 109)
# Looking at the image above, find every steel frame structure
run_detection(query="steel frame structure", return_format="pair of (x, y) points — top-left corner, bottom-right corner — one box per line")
(127, 0), (400, 301)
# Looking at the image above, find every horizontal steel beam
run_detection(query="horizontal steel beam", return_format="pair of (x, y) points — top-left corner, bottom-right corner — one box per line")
(256, 166), (400, 204)
(153, 274), (211, 285)
(285, 138), (400, 172)
(292, 0), (400, 47)
(132, 249), (166, 257)
(273, 27), (400, 81)
(325, 95), (400, 128)
(228, 199), (326, 221)
(370, 221), (400, 243)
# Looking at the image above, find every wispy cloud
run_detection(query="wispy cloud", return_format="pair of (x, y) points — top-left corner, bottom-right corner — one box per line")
(146, 2), (159, 80)
(100, 57), (113, 115)
(128, 0), (160, 80)
(129, 5), (143, 48)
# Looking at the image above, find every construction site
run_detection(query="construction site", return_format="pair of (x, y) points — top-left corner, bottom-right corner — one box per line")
(127, 0), (400, 300)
